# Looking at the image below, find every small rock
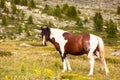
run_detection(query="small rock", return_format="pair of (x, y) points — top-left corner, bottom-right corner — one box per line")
(111, 51), (120, 56)
(20, 43), (32, 47)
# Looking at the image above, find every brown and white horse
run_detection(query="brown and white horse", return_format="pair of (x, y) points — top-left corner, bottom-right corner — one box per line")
(41, 27), (109, 76)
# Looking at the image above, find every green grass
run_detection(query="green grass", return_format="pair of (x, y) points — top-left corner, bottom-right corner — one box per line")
(0, 40), (120, 80)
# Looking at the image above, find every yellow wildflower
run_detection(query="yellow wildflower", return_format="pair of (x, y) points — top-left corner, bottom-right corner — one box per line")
(34, 69), (41, 75)
(43, 68), (52, 76)
(5, 75), (8, 80)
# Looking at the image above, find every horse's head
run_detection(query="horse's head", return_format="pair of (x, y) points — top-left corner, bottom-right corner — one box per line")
(41, 27), (50, 46)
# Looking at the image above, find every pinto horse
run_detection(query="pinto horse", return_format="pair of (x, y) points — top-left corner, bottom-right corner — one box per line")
(41, 27), (109, 76)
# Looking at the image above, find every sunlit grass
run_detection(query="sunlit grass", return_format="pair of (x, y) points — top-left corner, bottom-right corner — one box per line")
(0, 40), (120, 80)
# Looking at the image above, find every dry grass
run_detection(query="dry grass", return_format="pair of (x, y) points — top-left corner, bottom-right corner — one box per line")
(0, 40), (120, 80)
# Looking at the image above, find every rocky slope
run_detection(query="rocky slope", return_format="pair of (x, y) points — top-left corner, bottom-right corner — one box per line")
(0, 0), (120, 40)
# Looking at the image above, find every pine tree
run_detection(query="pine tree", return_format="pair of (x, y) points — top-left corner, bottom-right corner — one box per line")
(54, 5), (62, 17)
(93, 12), (103, 32)
(2, 15), (8, 26)
(106, 19), (117, 38)
(117, 6), (120, 15)
(17, 24), (23, 34)
(0, 0), (5, 8)
(11, 3), (17, 14)
(42, 4), (53, 15)
(11, 0), (20, 5)
(28, 0), (36, 9)
(3, 5), (9, 13)
(66, 6), (77, 20)
(20, 0), (28, 6)
(27, 15), (33, 24)
(76, 18), (83, 27)
(62, 3), (69, 14)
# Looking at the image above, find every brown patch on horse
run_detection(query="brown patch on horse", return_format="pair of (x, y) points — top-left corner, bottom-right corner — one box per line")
(63, 33), (90, 55)
(49, 38), (60, 51)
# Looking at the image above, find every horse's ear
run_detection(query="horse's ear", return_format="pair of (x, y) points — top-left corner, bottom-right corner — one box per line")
(41, 27), (43, 30)
(47, 27), (49, 30)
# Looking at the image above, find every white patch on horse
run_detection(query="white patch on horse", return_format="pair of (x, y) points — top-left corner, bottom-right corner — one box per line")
(88, 34), (99, 75)
(50, 28), (68, 56)
(90, 34), (98, 52)
(42, 35), (46, 45)
(65, 57), (72, 71)
(62, 59), (67, 72)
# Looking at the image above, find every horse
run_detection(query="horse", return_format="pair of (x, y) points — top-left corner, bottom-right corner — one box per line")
(40, 27), (109, 76)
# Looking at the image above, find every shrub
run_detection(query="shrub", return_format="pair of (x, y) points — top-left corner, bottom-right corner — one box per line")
(42, 4), (54, 15)
(20, 0), (28, 6)
(0, 50), (12, 56)
(17, 24), (23, 34)
(106, 19), (117, 38)
(11, 3), (17, 14)
(62, 3), (69, 14)
(117, 6), (120, 15)
(11, 0), (20, 5)
(2, 15), (8, 26)
(93, 12), (103, 31)
(53, 5), (62, 17)
(66, 6), (78, 20)
(3, 5), (9, 13)
(28, 0), (36, 9)
(0, 0), (5, 8)
(76, 18), (83, 27)
(24, 25), (31, 36)
(20, 11), (25, 20)
(27, 15), (33, 24)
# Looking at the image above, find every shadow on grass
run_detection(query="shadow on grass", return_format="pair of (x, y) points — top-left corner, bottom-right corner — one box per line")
(106, 57), (120, 64)
(0, 50), (12, 57)
(60, 73), (91, 80)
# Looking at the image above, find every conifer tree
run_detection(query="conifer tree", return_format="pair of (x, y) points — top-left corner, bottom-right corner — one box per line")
(28, 0), (36, 9)
(62, 3), (69, 14)
(66, 6), (77, 20)
(117, 6), (120, 15)
(28, 15), (33, 24)
(54, 5), (62, 17)
(0, 0), (5, 8)
(106, 19), (117, 38)
(3, 5), (9, 13)
(11, 3), (17, 14)
(93, 12), (103, 31)
(2, 15), (8, 26)
(21, 0), (28, 6)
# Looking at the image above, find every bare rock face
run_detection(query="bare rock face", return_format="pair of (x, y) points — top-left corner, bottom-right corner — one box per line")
(68, 0), (120, 9)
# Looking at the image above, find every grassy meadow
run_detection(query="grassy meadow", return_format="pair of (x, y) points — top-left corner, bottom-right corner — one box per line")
(0, 0), (120, 80)
(0, 40), (120, 80)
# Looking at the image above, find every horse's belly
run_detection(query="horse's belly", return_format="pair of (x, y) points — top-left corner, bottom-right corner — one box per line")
(65, 43), (89, 55)
(68, 51), (85, 55)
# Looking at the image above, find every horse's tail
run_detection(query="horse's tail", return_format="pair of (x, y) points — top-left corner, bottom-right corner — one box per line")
(97, 37), (109, 75)
(97, 37), (104, 57)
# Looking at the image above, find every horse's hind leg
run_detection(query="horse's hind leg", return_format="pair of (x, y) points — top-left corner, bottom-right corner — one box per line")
(99, 51), (109, 75)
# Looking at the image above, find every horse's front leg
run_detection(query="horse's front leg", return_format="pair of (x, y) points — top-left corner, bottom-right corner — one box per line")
(65, 57), (72, 72)
(58, 44), (72, 72)
(62, 56), (67, 72)
(58, 50), (67, 72)
(61, 55), (72, 72)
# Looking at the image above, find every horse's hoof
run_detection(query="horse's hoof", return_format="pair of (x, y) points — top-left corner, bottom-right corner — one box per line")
(62, 70), (66, 73)
(87, 74), (93, 76)
(68, 69), (72, 72)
